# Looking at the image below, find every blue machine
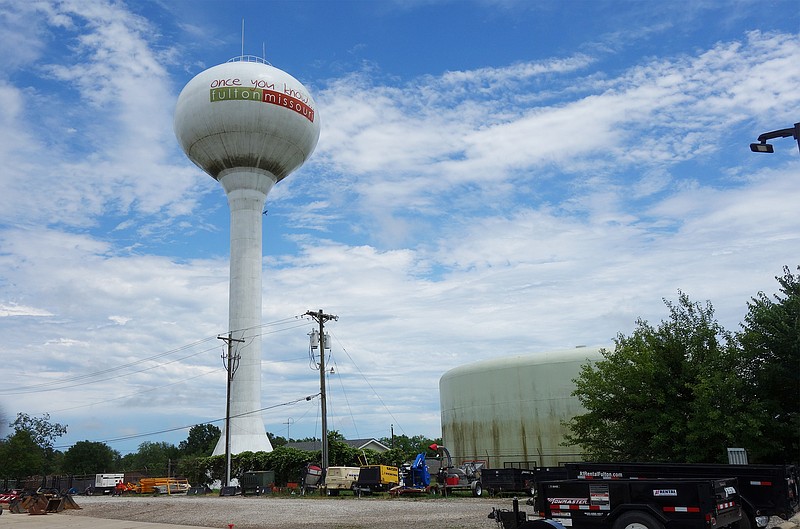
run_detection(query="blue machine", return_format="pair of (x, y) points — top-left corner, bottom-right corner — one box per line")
(406, 452), (431, 488)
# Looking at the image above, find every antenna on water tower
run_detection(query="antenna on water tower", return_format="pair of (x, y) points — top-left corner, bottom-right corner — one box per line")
(241, 18), (245, 59)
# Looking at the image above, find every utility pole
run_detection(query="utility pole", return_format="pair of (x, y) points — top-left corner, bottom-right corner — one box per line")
(218, 332), (244, 488)
(305, 309), (338, 480)
(284, 417), (294, 441)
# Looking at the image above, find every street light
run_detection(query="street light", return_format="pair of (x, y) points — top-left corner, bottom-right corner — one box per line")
(750, 122), (800, 154)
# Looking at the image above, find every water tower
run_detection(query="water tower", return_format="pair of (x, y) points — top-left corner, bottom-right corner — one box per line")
(174, 57), (320, 455)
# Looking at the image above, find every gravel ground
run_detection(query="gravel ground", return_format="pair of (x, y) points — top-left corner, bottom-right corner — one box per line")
(61, 493), (509, 529)
(59, 494), (800, 529)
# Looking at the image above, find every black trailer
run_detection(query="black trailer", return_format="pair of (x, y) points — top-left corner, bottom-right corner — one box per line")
(533, 476), (742, 529)
(482, 467), (569, 497)
(241, 470), (275, 496)
(565, 462), (799, 529)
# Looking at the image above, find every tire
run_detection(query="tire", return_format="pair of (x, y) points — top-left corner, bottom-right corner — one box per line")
(472, 482), (483, 497)
(612, 512), (666, 529)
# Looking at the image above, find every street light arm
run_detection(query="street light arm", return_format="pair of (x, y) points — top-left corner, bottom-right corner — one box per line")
(751, 122), (800, 154)
(757, 124), (799, 142)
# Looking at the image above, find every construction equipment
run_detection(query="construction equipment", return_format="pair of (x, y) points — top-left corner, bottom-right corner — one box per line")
(5, 489), (80, 515)
(135, 477), (191, 494)
(86, 473), (125, 495)
(354, 465), (399, 495)
(0, 489), (20, 515)
(390, 452), (435, 495)
(300, 463), (324, 495)
(429, 443), (484, 496)
(325, 466), (360, 496)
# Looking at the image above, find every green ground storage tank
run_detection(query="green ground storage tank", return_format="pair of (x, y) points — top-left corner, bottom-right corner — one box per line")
(439, 346), (604, 468)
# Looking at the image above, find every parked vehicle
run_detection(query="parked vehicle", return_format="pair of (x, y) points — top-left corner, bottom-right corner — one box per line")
(532, 476), (742, 529)
(565, 462), (799, 529)
(325, 467), (360, 496)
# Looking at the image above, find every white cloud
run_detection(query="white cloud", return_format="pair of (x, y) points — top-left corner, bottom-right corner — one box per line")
(0, 303), (54, 318)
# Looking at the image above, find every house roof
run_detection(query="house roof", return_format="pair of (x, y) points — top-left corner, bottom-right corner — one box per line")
(286, 438), (389, 452)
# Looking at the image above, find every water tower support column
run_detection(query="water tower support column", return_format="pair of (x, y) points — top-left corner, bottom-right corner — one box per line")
(211, 169), (277, 455)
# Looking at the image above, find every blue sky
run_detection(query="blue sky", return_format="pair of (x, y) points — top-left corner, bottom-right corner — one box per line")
(0, 0), (798, 455)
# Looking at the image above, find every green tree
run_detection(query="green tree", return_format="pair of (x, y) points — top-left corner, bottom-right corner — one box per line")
(375, 433), (443, 467)
(8, 412), (67, 474)
(738, 265), (800, 463)
(564, 292), (762, 463)
(62, 441), (121, 475)
(179, 424), (221, 456)
(123, 441), (180, 475)
(268, 431), (288, 447)
(0, 430), (45, 479)
(327, 431), (360, 466)
(11, 413), (67, 451)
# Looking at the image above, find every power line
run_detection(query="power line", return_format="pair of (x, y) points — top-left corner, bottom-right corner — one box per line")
(38, 367), (220, 415)
(1, 336), (219, 394)
(33, 352), (315, 417)
(2, 314), (312, 396)
(329, 331), (406, 437)
(52, 393), (320, 449)
(0, 344), (219, 395)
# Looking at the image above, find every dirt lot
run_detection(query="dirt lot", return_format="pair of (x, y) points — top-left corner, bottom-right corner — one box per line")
(53, 493), (800, 529)
(62, 493), (512, 529)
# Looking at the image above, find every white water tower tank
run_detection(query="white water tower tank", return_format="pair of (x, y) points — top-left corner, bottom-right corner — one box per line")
(174, 57), (320, 181)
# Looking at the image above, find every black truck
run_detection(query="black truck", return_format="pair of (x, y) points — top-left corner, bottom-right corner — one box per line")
(564, 462), (799, 529)
(532, 476), (742, 529)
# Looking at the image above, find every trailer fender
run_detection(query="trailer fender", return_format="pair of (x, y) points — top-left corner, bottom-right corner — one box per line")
(518, 520), (567, 529)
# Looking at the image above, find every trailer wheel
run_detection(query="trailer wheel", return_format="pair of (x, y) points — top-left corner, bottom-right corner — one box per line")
(612, 512), (665, 529)
(473, 482), (483, 497)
